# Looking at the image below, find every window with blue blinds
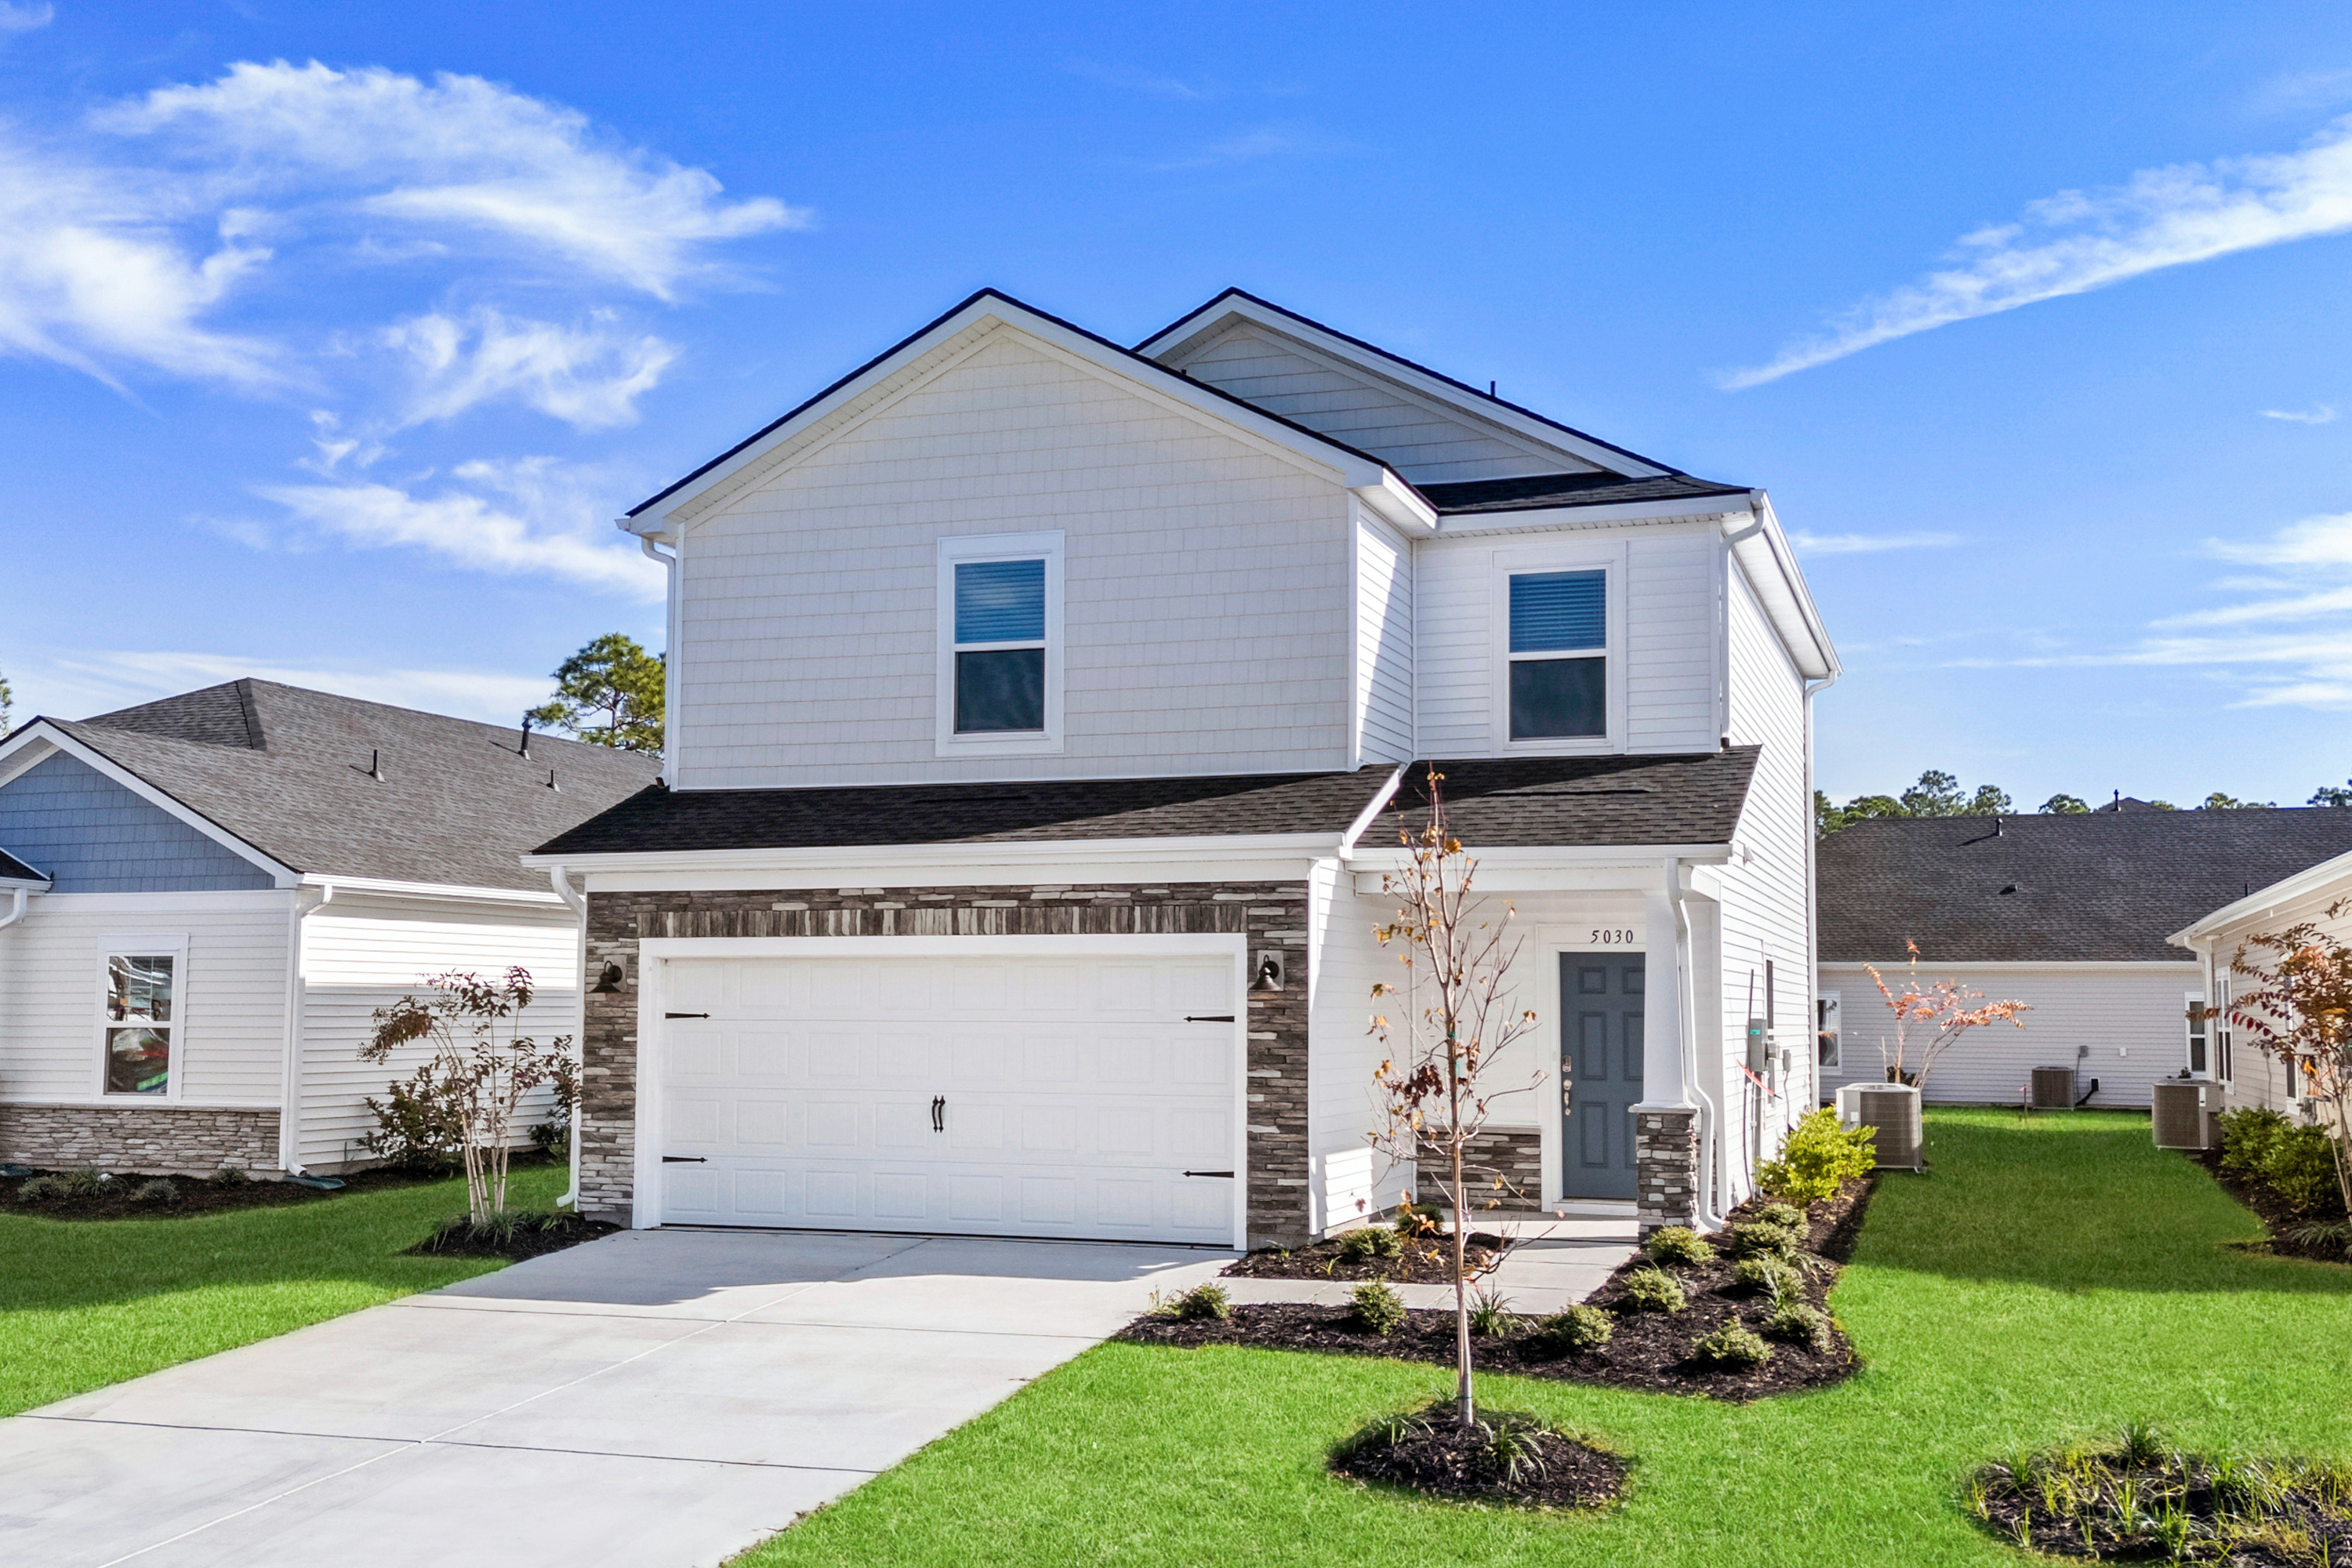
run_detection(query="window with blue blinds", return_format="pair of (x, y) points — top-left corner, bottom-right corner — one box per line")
(1509, 571), (1605, 652)
(954, 559), (1046, 644)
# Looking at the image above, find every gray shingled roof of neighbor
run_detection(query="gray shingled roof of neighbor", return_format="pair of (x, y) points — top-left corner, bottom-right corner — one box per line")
(1817, 809), (2352, 964)
(1417, 472), (1752, 515)
(0, 847), (46, 884)
(532, 749), (1762, 858)
(34, 680), (662, 891)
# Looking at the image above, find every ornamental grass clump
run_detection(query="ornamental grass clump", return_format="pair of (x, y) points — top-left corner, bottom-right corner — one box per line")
(1163, 1283), (1231, 1322)
(1617, 1265), (1686, 1314)
(1733, 1256), (1802, 1299)
(131, 1178), (179, 1206)
(1758, 1107), (1878, 1206)
(1466, 1287), (1519, 1338)
(1340, 1224), (1404, 1261)
(1690, 1321), (1771, 1370)
(1532, 1305), (1613, 1355)
(1755, 1202), (1806, 1231)
(1725, 1221), (1799, 1260)
(1643, 1225), (1715, 1267)
(1352, 1279), (1408, 1336)
(1762, 1298), (1832, 1351)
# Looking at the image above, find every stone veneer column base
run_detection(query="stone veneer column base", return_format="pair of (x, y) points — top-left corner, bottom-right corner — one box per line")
(1416, 1127), (1544, 1210)
(0, 1104), (282, 1177)
(1633, 1107), (1700, 1237)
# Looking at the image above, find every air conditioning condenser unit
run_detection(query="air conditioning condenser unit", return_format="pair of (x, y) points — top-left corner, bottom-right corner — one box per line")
(1836, 1082), (1924, 1171)
(2031, 1065), (2078, 1109)
(2151, 1080), (2224, 1151)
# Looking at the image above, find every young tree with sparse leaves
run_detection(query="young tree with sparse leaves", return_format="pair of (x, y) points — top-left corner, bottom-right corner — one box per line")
(363, 969), (569, 1222)
(1863, 940), (2030, 1098)
(528, 633), (665, 751)
(2215, 906), (2352, 1220)
(1367, 768), (1541, 1425)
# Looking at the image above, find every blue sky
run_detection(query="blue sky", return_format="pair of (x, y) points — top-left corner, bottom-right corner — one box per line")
(6, 2), (2352, 808)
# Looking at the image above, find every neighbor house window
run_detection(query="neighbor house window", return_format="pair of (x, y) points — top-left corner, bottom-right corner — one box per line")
(1816, 993), (1842, 1070)
(937, 532), (1063, 754)
(2184, 992), (2208, 1076)
(1508, 570), (1606, 739)
(2214, 976), (2234, 1083)
(103, 951), (176, 1095)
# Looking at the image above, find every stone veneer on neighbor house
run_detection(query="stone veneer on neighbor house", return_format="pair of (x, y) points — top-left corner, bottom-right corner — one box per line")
(579, 881), (1313, 1246)
(0, 1104), (281, 1177)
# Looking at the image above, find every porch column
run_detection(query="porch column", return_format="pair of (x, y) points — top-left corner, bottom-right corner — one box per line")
(1633, 873), (1700, 1236)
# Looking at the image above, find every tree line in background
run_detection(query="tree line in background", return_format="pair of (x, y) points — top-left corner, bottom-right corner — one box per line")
(1818, 770), (2352, 836)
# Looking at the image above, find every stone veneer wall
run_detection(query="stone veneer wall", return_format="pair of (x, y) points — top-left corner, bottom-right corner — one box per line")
(580, 881), (1312, 1246)
(1417, 1127), (1544, 1211)
(1634, 1107), (1700, 1236)
(0, 1104), (281, 1176)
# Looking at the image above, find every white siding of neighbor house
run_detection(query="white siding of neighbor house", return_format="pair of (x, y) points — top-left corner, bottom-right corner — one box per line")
(0, 890), (290, 1108)
(672, 325), (1356, 789)
(2180, 876), (2352, 1120)
(1159, 320), (1588, 485)
(1718, 564), (1817, 1195)
(1414, 522), (1722, 757)
(1354, 510), (1415, 765)
(1818, 962), (2201, 1109)
(297, 895), (580, 1171)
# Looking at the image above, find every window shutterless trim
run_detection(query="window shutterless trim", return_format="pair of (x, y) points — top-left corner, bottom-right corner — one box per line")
(1489, 541), (1627, 755)
(935, 532), (1065, 757)
(95, 932), (189, 1102)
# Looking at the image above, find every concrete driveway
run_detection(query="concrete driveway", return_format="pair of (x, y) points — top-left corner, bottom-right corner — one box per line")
(0, 1229), (1231, 1568)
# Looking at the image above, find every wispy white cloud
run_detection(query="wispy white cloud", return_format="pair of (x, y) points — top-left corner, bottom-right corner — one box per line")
(384, 308), (676, 430)
(0, 2), (53, 36)
(257, 456), (660, 595)
(1065, 58), (1211, 100)
(49, 649), (554, 726)
(98, 60), (805, 298)
(1788, 529), (1962, 555)
(1721, 117), (2352, 389)
(2259, 403), (2337, 423)
(1150, 125), (1348, 171)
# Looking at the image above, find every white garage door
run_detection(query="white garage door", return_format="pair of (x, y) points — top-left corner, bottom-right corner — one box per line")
(654, 951), (1239, 1244)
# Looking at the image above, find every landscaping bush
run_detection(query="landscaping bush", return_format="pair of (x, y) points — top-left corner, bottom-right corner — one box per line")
(1762, 1299), (1832, 1351)
(1755, 1202), (1806, 1231)
(1533, 1305), (1613, 1355)
(1352, 1279), (1407, 1336)
(131, 1178), (180, 1206)
(361, 1065), (465, 1174)
(1642, 1225), (1715, 1267)
(1467, 1287), (1519, 1338)
(212, 1165), (251, 1187)
(1733, 1257), (1801, 1298)
(528, 1051), (579, 1163)
(1757, 1107), (1877, 1206)
(1158, 1283), (1231, 1322)
(2266, 1123), (2347, 1214)
(1724, 1221), (1799, 1260)
(1339, 1224), (1404, 1261)
(16, 1174), (64, 1203)
(2217, 1105), (2292, 1181)
(1690, 1321), (1771, 1370)
(60, 1167), (111, 1198)
(1616, 1265), (1686, 1314)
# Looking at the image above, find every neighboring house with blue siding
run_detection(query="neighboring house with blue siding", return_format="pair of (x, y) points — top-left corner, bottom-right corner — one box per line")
(0, 680), (659, 1179)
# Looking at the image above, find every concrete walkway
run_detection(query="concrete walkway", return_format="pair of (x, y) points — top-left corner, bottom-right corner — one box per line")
(0, 1229), (1231, 1568)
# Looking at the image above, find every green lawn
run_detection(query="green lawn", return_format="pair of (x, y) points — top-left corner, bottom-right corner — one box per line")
(736, 1110), (2352, 1567)
(0, 1161), (566, 1416)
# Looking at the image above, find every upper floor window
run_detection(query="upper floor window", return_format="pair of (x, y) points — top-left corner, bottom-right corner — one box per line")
(938, 532), (1063, 755)
(1508, 569), (1606, 740)
(101, 945), (180, 1096)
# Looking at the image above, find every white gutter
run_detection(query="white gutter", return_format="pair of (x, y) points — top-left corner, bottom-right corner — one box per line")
(550, 867), (587, 1210)
(522, 829), (1348, 877)
(298, 873), (564, 907)
(0, 880), (48, 930)
(1665, 856), (1729, 1231)
(275, 884), (335, 1176)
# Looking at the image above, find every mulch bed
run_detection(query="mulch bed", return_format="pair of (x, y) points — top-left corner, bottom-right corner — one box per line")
(405, 1211), (617, 1261)
(1971, 1447), (2352, 1564)
(1123, 1179), (1874, 1403)
(1224, 1230), (1508, 1283)
(2, 1155), (569, 1224)
(2190, 1151), (2350, 1266)
(1330, 1405), (1626, 1509)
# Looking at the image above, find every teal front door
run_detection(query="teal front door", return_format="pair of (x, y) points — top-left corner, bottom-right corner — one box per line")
(1561, 952), (1645, 1200)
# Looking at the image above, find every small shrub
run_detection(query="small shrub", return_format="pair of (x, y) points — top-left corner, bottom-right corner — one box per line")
(1733, 1256), (1801, 1298)
(1467, 1287), (1519, 1338)
(2219, 1105), (2292, 1181)
(2284, 1218), (2352, 1258)
(1724, 1221), (1799, 1260)
(1165, 1283), (1231, 1322)
(1762, 1298), (1831, 1351)
(61, 1167), (111, 1197)
(1533, 1305), (1613, 1354)
(1339, 1224), (1404, 1261)
(2264, 1123), (2347, 1214)
(361, 1065), (465, 1174)
(212, 1165), (251, 1188)
(1755, 1202), (1806, 1231)
(131, 1178), (180, 1205)
(1616, 1265), (1686, 1314)
(1479, 1414), (1552, 1483)
(1392, 1201), (1445, 1240)
(16, 1174), (64, 1203)
(1352, 1279), (1408, 1335)
(1643, 1225), (1715, 1267)
(528, 1051), (580, 1163)
(1757, 1106), (1877, 1205)
(1690, 1321), (1772, 1370)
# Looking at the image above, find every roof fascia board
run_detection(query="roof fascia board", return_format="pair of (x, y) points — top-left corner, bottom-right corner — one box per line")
(626, 293), (1400, 533)
(1137, 291), (1671, 479)
(2, 721), (301, 887)
(0, 875), (51, 891)
(524, 830), (1344, 878)
(1823, 959), (2202, 973)
(1724, 495), (1838, 681)
(2168, 844), (2352, 946)
(0, 732), (56, 791)
(296, 873), (567, 909)
(1434, 497), (1751, 533)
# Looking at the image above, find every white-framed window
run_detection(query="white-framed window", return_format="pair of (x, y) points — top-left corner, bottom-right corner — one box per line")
(1817, 992), (1842, 1070)
(2284, 1052), (2305, 1108)
(2184, 991), (2209, 1077)
(1490, 543), (1625, 753)
(936, 531), (1064, 757)
(2214, 975), (2234, 1084)
(97, 935), (187, 1098)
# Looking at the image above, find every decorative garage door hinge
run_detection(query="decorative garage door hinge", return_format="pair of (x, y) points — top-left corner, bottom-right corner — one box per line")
(664, 1011), (709, 1019)
(662, 1156), (707, 1163)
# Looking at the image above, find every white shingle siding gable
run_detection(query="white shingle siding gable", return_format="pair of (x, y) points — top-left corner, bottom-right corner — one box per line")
(675, 329), (1357, 787)
(1164, 321), (1593, 485)
(1353, 511), (1414, 765)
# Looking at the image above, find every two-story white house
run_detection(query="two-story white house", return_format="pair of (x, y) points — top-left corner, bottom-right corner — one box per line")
(529, 289), (1838, 1247)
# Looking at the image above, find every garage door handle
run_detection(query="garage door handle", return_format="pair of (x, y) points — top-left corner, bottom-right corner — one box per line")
(662, 1156), (706, 1163)
(1185, 1014), (1235, 1023)
(665, 1012), (709, 1019)
(931, 1095), (946, 1133)
(1182, 1170), (1235, 1178)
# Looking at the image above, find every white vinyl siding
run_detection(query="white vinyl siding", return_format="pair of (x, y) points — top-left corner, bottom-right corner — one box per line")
(1308, 860), (1399, 1230)
(674, 327), (1354, 787)
(0, 891), (289, 1106)
(1415, 524), (1720, 757)
(1818, 963), (2201, 1109)
(297, 895), (580, 1171)
(1160, 320), (1587, 485)
(1354, 512), (1414, 765)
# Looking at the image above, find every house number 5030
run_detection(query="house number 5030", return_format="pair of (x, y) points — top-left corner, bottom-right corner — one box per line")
(1589, 928), (1635, 945)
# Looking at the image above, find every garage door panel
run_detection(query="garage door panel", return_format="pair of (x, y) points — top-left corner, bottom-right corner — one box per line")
(658, 953), (1236, 1242)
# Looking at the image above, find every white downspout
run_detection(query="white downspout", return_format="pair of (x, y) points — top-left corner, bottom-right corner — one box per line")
(1665, 858), (1730, 1232)
(637, 530), (681, 789)
(550, 865), (587, 1210)
(0, 884), (38, 931)
(276, 883), (334, 1176)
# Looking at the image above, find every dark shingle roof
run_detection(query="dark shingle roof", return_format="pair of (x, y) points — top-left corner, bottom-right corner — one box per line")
(533, 750), (1759, 859)
(0, 848), (45, 884)
(1817, 810), (2352, 964)
(45, 680), (661, 891)
(1419, 472), (1751, 515)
